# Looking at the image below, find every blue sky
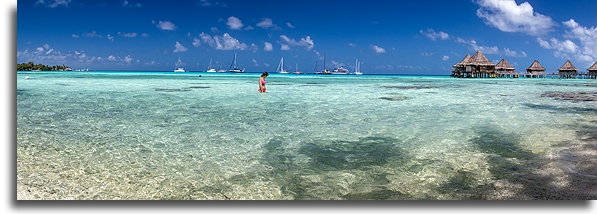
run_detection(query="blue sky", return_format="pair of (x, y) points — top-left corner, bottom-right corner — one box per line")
(17, 0), (596, 74)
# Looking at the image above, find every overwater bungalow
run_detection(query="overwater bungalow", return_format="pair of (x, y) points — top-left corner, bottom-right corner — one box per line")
(495, 58), (516, 78)
(557, 60), (578, 78)
(526, 60), (546, 78)
(451, 51), (496, 78)
(468, 51), (496, 78)
(587, 61), (597, 79)
(451, 54), (471, 78)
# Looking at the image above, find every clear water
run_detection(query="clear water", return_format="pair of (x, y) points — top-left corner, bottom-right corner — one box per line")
(16, 72), (597, 200)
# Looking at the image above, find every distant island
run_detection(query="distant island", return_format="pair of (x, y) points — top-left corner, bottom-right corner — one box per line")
(17, 62), (72, 71)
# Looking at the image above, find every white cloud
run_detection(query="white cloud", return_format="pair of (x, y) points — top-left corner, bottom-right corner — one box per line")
(420, 52), (434, 57)
(456, 37), (526, 57)
(71, 34), (79, 38)
(108, 55), (117, 61)
(420, 29), (450, 41)
(371, 45), (386, 54)
(279, 35), (315, 50)
(155, 21), (177, 31)
(264, 42), (273, 51)
(286, 22), (295, 29)
(442, 56), (450, 61)
(83, 31), (102, 38)
(347, 43), (356, 47)
(256, 18), (275, 29)
(197, 32), (248, 50)
(141, 33), (150, 37)
(280, 44), (290, 51)
(252, 59), (259, 66)
(18, 44), (103, 66)
(475, 0), (555, 36)
(503, 48), (527, 57)
(196, 0), (227, 7)
(123, 55), (134, 64)
(173, 41), (188, 53)
(35, 0), (71, 8)
(192, 38), (202, 47)
(227, 16), (244, 30)
(536, 19), (596, 65)
(123, 0), (142, 7)
(107, 34), (114, 42)
(118, 32), (138, 37)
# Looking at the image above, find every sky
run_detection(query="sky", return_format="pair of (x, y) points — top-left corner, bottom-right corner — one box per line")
(16, 0), (596, 75)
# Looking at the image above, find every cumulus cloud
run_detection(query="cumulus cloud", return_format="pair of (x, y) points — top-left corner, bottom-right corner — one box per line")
(118, 32), (138, 37)
(196, 32), (248, 50)
(286, 22), (295, 29)
(537, 19), (596, 65)
(442, 56), (450, 61)
(420, 29), (450, 41)
(263, 42), (273, 51)
(18, 44), (103, 66)
(227, 16), (244, 30)
(35, 0), (71, 8)
(280, 44), (290, 51)
(123, 55), (134, 64)
(192, 38), (202, 47)
(83, 31), (103, 38)
(173, 41), (188, 53)
(347, 43), (356, 47)
(108, 55), (117, 61)
(420, 52), (434, 57)
(256, 18), (275, 29)
(371, 45), (386, 54)
(155, 20), (177, 31)
(123, 0), (142, 7)
(279, 35), (315, 50)
(196, 0), (227, 7)
(456, 37), (526, 57)
(475, 0), (555, 36)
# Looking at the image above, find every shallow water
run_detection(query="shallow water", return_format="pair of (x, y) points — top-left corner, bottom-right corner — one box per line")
(16, 72), (597, 200)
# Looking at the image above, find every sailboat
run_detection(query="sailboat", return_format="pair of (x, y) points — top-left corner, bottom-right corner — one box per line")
(293, 63), (302, 74)
(316, 53), (332, 74)
(206, 58), (216, 72)
(276, 57), (289, 74)
(173, 57), (187, 72)
(228, 53), (244, 73)
(353, 59), (363, 75)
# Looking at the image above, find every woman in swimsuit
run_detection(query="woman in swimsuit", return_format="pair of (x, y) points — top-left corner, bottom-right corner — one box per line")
(258, 72), (268, 93)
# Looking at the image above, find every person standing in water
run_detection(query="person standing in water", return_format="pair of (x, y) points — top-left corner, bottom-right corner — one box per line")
(258, 72), (268, 93)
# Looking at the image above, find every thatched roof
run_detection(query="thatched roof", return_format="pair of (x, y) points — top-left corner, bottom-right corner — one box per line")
(557, 60), (578, 71)
(469, 51), (495, 66)
(527, 60), (546, 71)
(587, 61), (597, 71)
(495, 59), (515, 70)
(454, 54), (471, 67)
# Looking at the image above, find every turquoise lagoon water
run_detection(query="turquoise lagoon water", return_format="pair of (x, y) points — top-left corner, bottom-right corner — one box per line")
(17, 72), (596, 200)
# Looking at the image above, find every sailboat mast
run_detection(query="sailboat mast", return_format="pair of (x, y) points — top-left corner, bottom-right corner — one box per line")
(323, 53), (326, 71)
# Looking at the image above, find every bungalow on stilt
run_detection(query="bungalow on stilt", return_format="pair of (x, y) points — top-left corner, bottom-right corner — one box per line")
(495, 58), (516, 78)
(451, 54), (471, 78)
(526, 60), (546, 78)
(557, 60), (578, 78)
(468, 51), (496, 78)
(587, 61), (597, 79)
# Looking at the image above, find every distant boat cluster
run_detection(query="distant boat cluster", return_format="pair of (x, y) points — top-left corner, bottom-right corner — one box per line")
(174, 54), (364, 75)
(451, 51), (597, 79)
